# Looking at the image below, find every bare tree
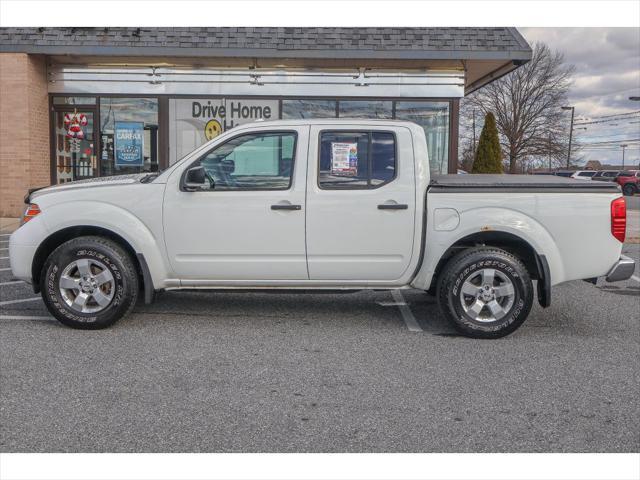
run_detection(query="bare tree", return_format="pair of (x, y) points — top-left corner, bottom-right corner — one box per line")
(463, 42), (575, 173)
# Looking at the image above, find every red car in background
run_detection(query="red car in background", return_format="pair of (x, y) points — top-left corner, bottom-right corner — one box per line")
(616, 170), (640, 196)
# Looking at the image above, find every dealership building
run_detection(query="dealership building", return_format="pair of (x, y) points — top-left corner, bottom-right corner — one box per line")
(0, 27), (531, 217)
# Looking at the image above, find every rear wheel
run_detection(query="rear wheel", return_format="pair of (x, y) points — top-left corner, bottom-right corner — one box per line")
(622, 183), (637, 196)
(437, 247), (534, 339)
(40, 236), (138, 329)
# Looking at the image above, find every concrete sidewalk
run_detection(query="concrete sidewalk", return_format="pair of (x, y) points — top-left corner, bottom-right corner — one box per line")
(0, 218), (20, 233)
(627, 209), (640, 243)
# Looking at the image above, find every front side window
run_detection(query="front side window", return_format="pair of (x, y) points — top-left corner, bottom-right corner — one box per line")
(319, 131), (396, 189)
(195, 132), (296, 191)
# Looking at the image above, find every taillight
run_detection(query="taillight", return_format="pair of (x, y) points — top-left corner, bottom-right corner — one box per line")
(611, 197), (626, 243)
(21, 203), (41, 225)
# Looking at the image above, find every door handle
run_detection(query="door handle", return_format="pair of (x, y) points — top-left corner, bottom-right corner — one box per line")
(271, 204), (302, 211)
(378, 203), (408, 210)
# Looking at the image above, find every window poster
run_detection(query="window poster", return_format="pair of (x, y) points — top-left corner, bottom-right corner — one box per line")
(114, 121), (144, 167)
(331, 142), (358, 176)
(169, 98), (280, 164)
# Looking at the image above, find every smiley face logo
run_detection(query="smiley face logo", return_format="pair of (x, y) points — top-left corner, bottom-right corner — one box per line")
(204, 119), (222, 140)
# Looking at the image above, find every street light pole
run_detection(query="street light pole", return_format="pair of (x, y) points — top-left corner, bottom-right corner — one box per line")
(548, 132), (552, 172)
(562, 106), (575, 169)
(472, 109), (476, 150)
(621, 144), (628, 168)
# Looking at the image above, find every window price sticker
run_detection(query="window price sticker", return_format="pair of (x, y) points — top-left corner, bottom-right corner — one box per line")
(331, 142), (358, 176)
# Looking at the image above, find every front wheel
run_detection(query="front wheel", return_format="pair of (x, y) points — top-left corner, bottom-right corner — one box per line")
(437, 247), (534, 339)
(40, 236), (139, 329)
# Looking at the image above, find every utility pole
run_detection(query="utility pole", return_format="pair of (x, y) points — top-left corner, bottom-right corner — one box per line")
(621, 144), (628, 168)
(548, 132), (552, 172)
(472, 109), (476, 150)
(562, 106), (575, 169)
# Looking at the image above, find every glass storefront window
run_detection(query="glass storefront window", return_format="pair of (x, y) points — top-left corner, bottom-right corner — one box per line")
(394, 101), (450, 174)
(53, 110), (96, 183)
(52, 96), (96, 105)
(282, 100), (337, 119)
(50, 95), (455, 182)
(99, 98), (159, 176)
(168, 98), (280, 164)
(338, 100), (392, 119)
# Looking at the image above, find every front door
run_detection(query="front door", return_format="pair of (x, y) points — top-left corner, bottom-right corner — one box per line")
(305, 125), (416, 281)
(163, 127), (309, 281)
(53, 108), (97, 183)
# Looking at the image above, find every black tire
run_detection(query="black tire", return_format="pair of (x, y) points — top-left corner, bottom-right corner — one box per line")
(436, 247), (534, 339)
(40, 236), (138, 329)
(622, 184), (637, 196)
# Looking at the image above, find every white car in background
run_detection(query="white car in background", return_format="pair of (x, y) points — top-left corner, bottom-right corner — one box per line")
(570, 170), (597, 180)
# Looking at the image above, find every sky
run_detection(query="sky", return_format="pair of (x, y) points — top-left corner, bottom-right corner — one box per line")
(520, 28), (640, 168)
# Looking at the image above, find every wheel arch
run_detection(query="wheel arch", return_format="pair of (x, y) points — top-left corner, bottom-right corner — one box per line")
(421, 230), (553, 308)
(31, 225), (155, 303)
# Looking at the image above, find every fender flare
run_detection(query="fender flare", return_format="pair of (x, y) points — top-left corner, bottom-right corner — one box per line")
(412, 206), (565, 297)
(38, 201), (170, 290)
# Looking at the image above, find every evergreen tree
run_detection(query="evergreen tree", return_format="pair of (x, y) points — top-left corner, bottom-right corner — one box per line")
(472, 112), (503, 173)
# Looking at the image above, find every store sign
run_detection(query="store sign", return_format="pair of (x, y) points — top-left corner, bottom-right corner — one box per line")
(114, 121), (144, 167)
(170, 98), (280, 163)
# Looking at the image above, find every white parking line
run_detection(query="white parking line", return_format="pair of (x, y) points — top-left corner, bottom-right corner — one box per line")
(391, 290), (423, 332)
(0, 256), (8, 260)
(0, 248), (8, 251)
(0, 268), (11, 272)
(631, 275), (640, 283)
(0, 297), (41, 306)
(0, 280), (24, 286)
(0, 315), (52, 321)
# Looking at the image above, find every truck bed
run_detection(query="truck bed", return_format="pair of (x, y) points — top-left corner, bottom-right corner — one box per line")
(429, 174), (620, 192)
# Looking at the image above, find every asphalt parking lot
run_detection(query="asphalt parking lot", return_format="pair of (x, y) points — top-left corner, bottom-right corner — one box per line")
(1, 221), (639, 453)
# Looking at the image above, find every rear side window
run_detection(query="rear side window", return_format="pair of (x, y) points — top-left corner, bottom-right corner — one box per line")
(319, 131), (396, 189)
(578, 171), (596, 177)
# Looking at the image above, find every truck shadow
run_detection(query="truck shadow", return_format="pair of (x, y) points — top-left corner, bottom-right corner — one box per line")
(134, 289), (456, 335)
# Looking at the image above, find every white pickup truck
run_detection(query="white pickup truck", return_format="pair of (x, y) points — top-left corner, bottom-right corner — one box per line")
(9, 120), (635, 338)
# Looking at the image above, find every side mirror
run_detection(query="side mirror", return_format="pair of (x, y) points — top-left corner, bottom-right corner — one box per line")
(184, 166), (206, 191)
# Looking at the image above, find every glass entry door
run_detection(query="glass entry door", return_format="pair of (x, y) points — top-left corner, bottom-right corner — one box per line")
(53, 108), (97, 183)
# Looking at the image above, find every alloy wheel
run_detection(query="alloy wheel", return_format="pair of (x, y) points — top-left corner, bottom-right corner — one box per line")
(459, 268), (516, 322)
(58, 258), (115, 314)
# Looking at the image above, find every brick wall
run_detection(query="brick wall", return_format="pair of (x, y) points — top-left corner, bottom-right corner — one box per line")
(0, 53), (49, 218)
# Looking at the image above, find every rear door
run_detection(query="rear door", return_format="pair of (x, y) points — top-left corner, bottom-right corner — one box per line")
(305, 125), (416, 281)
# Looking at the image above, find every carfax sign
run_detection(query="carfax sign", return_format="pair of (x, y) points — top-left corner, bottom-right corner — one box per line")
(114, 121), (144, 167)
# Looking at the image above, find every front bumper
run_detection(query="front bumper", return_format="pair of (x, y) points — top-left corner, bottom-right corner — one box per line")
(605, 255), (636, 282)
